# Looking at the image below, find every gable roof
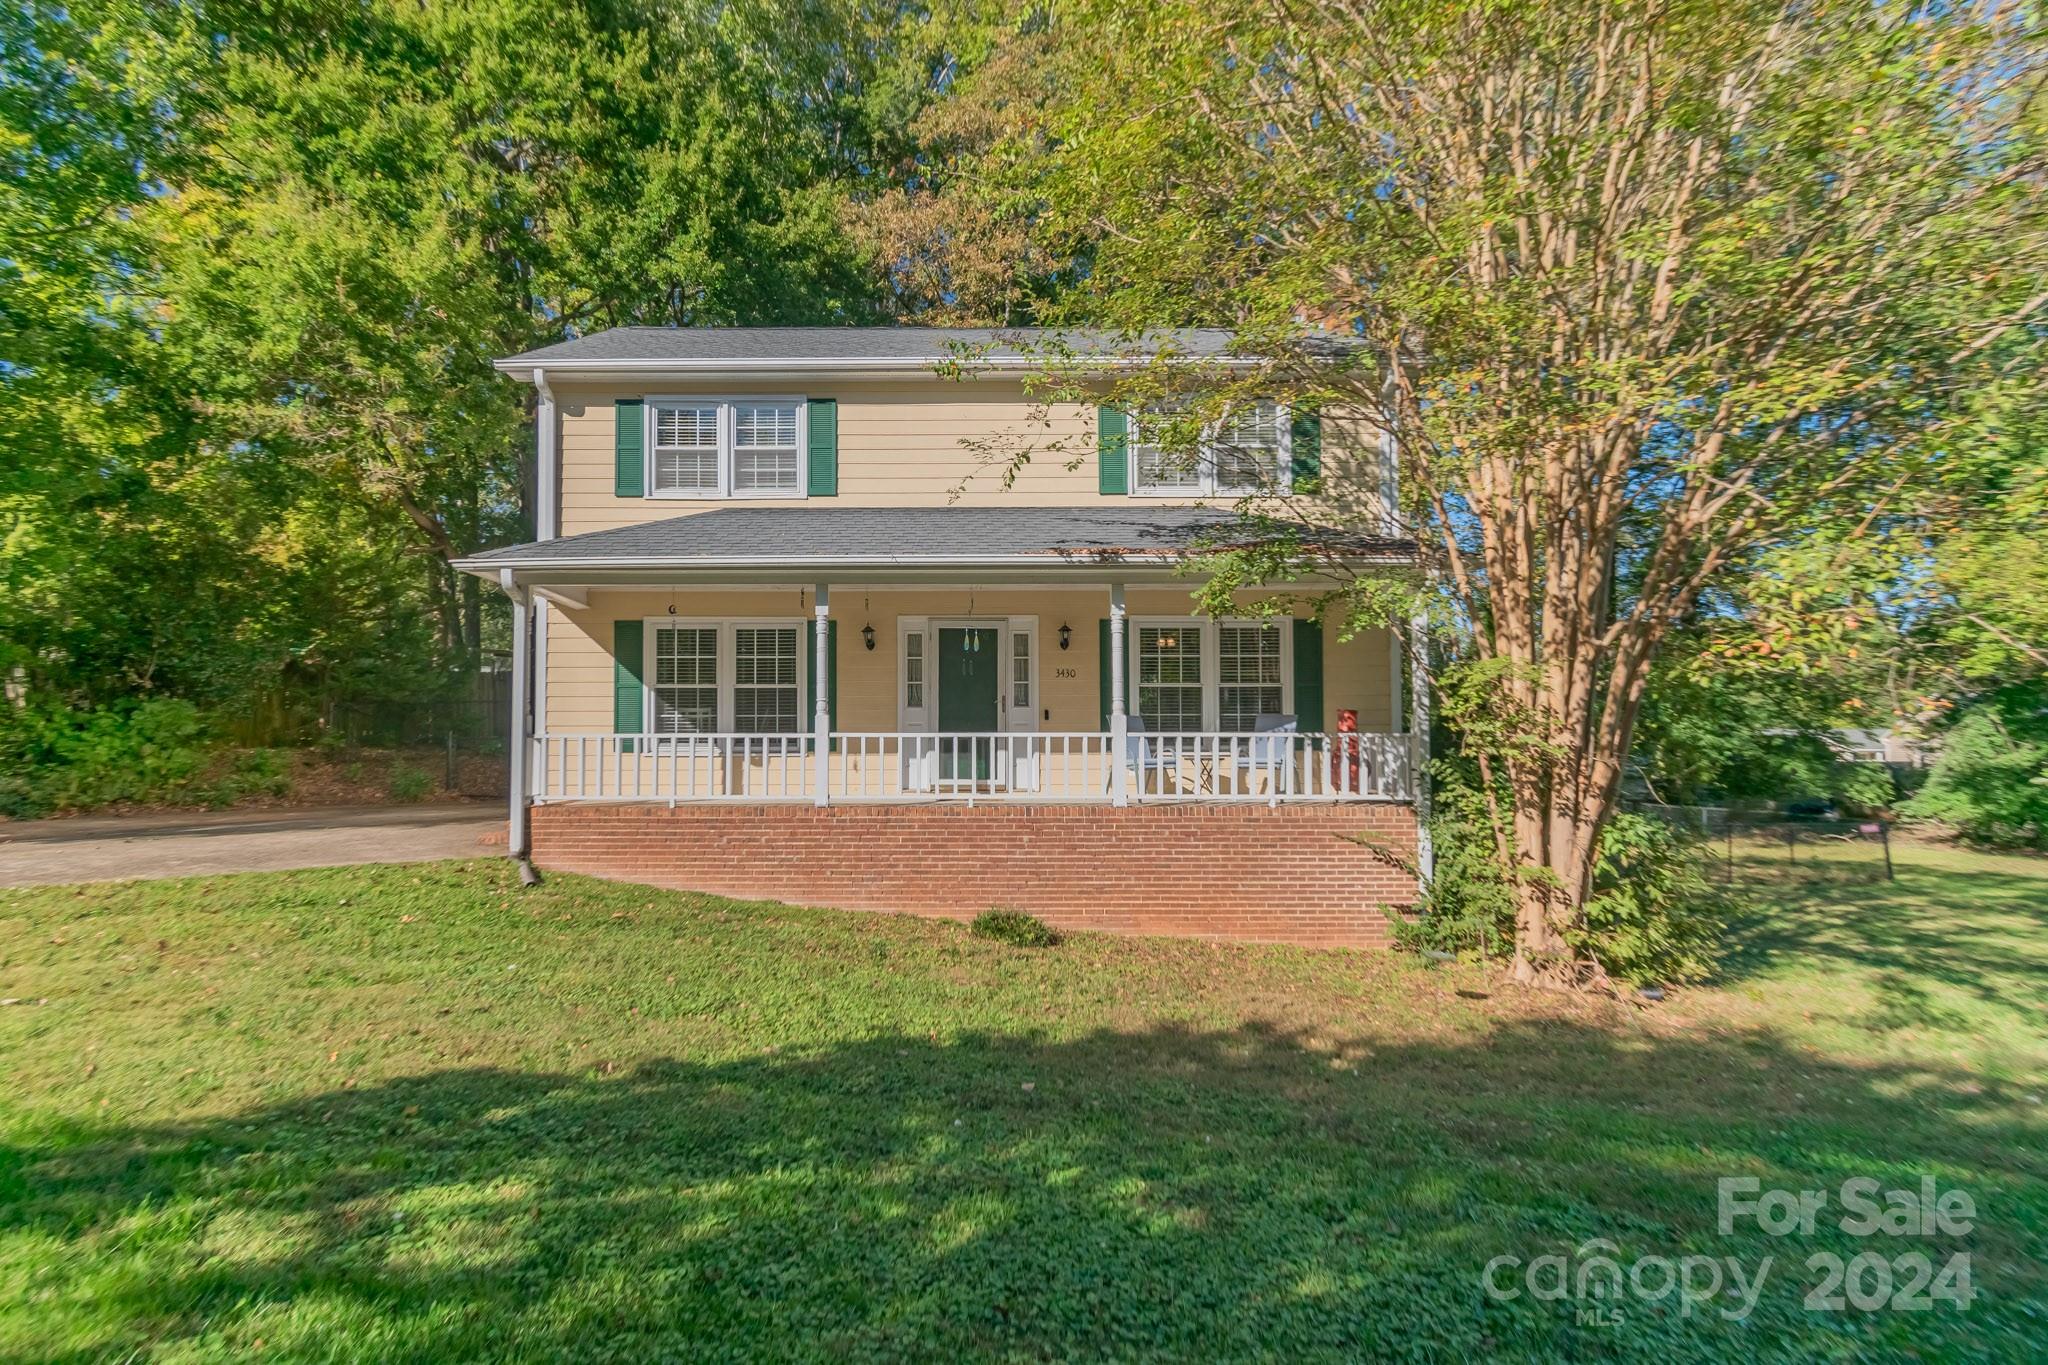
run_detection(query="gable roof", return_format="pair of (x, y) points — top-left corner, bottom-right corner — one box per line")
(498, 326), (1244, 373)
(455, 506), (1414, 577)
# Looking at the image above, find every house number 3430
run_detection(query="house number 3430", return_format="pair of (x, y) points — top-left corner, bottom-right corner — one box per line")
(1054, 667), (1078, 679)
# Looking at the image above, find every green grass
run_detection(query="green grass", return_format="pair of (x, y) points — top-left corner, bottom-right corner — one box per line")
(1, 843), (2042, 1361)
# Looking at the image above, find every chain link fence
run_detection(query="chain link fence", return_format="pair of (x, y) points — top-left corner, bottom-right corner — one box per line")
(1628, 803), (1896, 885)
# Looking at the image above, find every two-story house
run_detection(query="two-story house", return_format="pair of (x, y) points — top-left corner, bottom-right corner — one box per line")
(456, 328), (1426, 948)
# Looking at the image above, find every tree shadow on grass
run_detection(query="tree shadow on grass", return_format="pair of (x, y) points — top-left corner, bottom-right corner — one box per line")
(1716, 862), (2048, 1027)
(7, 1018), (2044, 1362)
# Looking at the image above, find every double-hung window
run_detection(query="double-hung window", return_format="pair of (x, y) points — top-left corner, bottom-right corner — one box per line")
(647, 398), (804, 498)
(1136, 625), (1205, 730)
(1131, 401), (1286, 496)
(1130, 619), (1291, 731)
(652, 625), (719, 734)
(732, 626), (802, 734)
(1217, 624), (1284, 731)
(643, 620), (807, 737)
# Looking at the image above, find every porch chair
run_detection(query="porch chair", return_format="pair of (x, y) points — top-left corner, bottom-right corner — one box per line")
(1115, 716), (1178, 796)
(1234, 713), (1298, 795)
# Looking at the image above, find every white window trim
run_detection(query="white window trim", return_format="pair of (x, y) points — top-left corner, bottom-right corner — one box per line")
(1128, 402), (1293, 498)
(644, 395), (808, 501)
(1125, 616), (1293, 731)
(642, 616), (809, 733)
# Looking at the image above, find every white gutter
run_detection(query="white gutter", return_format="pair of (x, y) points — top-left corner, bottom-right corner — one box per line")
(452, 551), (1414, 574)
(491, 355), (1265, 383)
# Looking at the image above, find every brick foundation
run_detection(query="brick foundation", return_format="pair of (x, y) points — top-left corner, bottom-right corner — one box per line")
(530, 802), (1418, 949)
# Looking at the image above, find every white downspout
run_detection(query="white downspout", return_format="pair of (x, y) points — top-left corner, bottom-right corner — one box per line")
(502, 568), (532, 862)
(531, 367), (556, 740)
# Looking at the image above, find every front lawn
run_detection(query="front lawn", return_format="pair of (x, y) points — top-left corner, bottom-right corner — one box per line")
(2, 844), (2042, 1361)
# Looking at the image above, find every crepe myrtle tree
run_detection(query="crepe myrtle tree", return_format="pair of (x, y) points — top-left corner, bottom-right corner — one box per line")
(938, 0), (2048, 985)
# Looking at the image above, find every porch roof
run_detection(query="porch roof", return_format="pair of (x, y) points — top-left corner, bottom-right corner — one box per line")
(454, 506), (1416, 584)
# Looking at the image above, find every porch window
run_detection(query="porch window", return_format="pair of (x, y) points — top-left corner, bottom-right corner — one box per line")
(1129, 618), (1293, 731)
(1010, 630), (1031, 708)
(733, 625), (802, 733)
(652, 625), (718, 734)
(1136, 625), (1204, 730)
(1131, 401), (1286, 495)
(1217, 624), (1284, 730)
(904, 630), (925, 709)
(646, 398), (804, 498)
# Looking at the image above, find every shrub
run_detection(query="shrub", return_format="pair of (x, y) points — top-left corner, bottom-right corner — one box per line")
(1570, 810), (1722, 986)
(200, 748), (293, 807)
(971, 908), (1060, 947)
(1902, 683), (2047, 849)
(1388, 781), (1516, 960)
(1393, 777), (1721, 984)
(387, 764), (434, 803)
(1827, 760), (1897, 817)
(0, 699), (211, 817)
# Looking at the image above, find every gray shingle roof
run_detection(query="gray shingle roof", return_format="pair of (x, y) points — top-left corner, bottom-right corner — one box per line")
(458, 506), (1413, 567)
(500, 326), (1245, 368)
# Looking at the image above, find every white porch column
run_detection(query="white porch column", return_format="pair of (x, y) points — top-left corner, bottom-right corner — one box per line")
(502, 570), (531, 859)
(1109, 582), (1128, 807)
(813, 583), (831, 806)
(1408, 611), (1434, 883)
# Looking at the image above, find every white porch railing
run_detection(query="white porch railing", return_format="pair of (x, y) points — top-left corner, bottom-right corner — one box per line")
(529, 731), (1414, 805)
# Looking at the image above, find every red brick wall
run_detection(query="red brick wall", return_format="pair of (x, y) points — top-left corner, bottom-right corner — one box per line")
(530, 802), (1419, 949)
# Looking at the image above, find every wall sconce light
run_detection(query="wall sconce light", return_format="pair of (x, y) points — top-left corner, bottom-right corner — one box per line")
(1058, 623), (1072, 651)
(861, 622), (877, 652)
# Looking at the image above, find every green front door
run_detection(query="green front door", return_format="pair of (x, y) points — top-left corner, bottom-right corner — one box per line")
(937, 627), (1001, 779)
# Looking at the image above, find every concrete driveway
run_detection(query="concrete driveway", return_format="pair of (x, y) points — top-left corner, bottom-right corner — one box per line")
(0, 804), (504, 887)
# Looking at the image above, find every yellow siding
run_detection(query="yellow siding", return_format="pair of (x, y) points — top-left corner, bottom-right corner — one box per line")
(541, 588), (1397, 737)
(554, 380), (1391, 535)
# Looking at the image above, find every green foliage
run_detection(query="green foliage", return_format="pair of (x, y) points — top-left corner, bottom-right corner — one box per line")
(1903, 684), (2048, 850)
(1397, 777), (1720, 984)
(4, 0), (948, 733)
(208, 749), (294, 809)
(0, 700), (210, 817)
(970, 908), (1060, 947)
(1571, 812), (1723, 986)
(1388, 778), (1516, 960)
(1827, 762), (1897, 818)
(386, 764), (434, 805)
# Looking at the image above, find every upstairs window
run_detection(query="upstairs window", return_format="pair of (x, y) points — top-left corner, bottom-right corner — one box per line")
(1131, 401), (1286, 496)
(647, 398), (804, 498)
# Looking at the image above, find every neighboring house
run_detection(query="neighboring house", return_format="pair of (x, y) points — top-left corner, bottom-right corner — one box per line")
(454, 328), (1425, 948)
(1830, 728), (1938, 770)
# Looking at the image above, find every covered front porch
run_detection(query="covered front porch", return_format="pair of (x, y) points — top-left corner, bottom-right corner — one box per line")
(522, 579), (1418, 806)
(461, 506), (1425, 836)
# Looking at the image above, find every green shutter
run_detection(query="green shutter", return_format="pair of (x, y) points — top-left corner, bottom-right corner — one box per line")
(615, 399), (644, 497)
(1097, 406), (1129, 495)
(1098, 619), (1113, 728)
(1292, 618), (1324, 732)
(807, 399), (838, 496)
(806, 619), (839, 749)
(1290, 405), (1322, 489)
(614, 620), (645, 752)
